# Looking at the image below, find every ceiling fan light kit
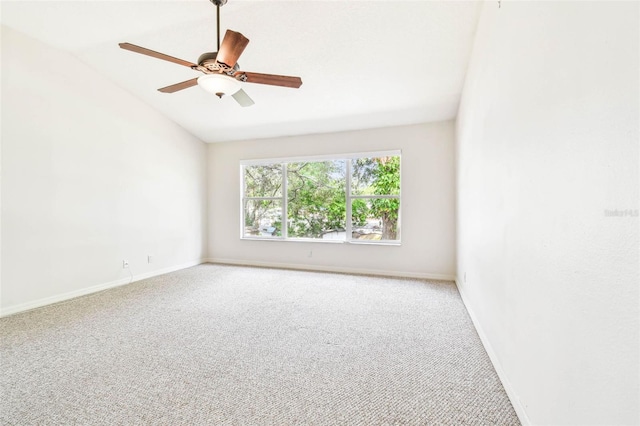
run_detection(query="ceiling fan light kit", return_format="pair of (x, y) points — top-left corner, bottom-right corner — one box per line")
(198, 74), (241, 98)
(118, 0), (302, 107)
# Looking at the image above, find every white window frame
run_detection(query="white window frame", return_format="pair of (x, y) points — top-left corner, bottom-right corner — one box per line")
(240, 150), (401, 245)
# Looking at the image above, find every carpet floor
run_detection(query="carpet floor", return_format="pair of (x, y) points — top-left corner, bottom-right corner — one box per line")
(1, 264), (519, 425)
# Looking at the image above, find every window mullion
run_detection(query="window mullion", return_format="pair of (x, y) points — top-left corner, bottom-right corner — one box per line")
(282, 163), (288, 239)
(346, 159), (352, 242)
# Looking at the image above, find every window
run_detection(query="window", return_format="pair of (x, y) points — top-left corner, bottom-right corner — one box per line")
(241, 151), (401, 243)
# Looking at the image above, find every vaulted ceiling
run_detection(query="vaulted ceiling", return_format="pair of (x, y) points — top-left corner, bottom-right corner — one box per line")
(1, 1), (482, 143)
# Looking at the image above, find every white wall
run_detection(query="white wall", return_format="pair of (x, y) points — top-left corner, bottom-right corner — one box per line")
(1, 26), (208, 315)
(208, 122), (455, 279)
(456, 2), (639, 425)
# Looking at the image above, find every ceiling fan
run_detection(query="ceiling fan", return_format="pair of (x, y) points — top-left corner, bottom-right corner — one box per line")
(118, 0), (302, 107)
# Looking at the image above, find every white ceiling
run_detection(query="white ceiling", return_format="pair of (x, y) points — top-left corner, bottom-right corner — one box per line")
(1, 0), (482, 143)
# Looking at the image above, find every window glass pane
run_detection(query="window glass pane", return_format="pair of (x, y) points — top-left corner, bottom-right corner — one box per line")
(351, 156), (400, 196)
(244, 164), (282, 198)
(351, 198), (400, 241)
(244, 199), (282, 237)
(287, 160), (346, 239)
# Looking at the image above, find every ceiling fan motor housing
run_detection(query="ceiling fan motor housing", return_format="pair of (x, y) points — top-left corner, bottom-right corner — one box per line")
(198, 51), (220, 67)
(197, 51), (243, 78)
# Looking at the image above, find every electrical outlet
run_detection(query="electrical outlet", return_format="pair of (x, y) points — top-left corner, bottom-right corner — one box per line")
(148, 255), (153, 264)
(123, 260), (129, 269)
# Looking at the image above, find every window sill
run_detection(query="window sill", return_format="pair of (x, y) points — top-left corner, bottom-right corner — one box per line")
(347, 240), (401, 246)
(240, 237), (401, 246)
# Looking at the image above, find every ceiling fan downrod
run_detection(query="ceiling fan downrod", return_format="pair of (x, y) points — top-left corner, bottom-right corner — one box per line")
(209, 0), (227, 51)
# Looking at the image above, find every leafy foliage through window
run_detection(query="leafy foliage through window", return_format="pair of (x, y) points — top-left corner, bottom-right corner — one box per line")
(242, 152), (400, 242)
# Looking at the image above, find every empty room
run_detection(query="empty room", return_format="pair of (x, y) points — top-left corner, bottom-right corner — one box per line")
(1, 1), (638, 425)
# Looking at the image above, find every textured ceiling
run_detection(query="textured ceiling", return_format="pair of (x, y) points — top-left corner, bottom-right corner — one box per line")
(1, 1), (482, 143)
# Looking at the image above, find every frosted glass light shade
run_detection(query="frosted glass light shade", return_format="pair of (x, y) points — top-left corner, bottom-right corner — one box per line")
(197, 74), (242, 97)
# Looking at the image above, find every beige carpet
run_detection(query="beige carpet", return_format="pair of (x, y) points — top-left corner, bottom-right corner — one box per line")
(0, 264), (519, 425)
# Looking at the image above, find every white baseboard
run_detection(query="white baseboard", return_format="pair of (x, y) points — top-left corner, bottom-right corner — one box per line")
(0, 259), (206, 317)
(204, 258), (455, 281)
(455, 279), (531, 426)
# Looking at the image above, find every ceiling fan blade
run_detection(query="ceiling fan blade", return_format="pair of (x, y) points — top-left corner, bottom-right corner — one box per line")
(238, 72), (302, 89)
(232, 89), (255, 107)
(216, 30), (249, 68)
(158, 78), (199, 93)
(119, 43), (198, 68)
